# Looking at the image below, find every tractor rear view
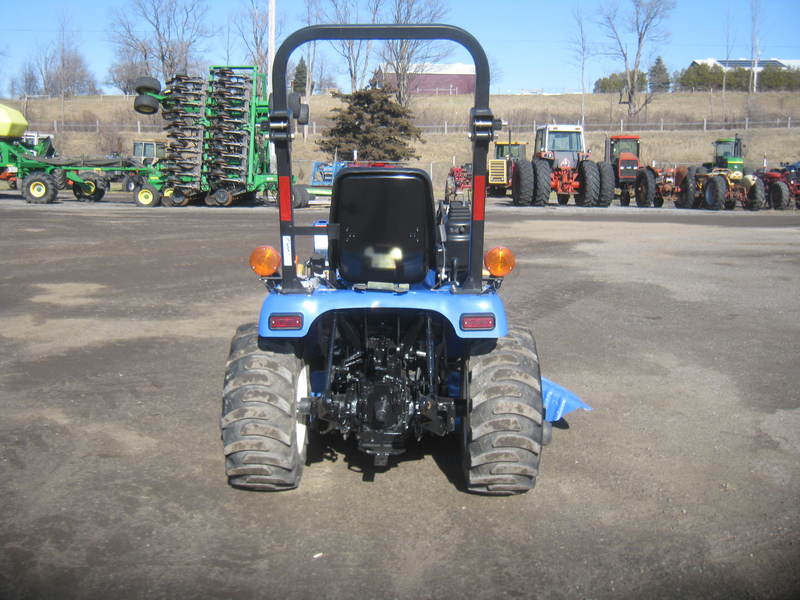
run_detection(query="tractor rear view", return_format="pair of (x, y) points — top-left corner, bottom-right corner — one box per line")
(757, 161), (800, 210)
(531, 124), (608, 207)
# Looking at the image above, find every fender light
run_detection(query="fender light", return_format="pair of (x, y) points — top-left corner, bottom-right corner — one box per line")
(460, 314), (496, 331)
(249, 245), (281, 276)
(269, 313), (303, 330)
(484, 246), (516, 277)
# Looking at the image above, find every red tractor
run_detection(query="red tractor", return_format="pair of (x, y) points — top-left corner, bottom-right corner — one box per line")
(531, 124), (606, 207)
(758, 162), (800, 210)
(601, 135), (644, 206)
(444, 162), (473, 201)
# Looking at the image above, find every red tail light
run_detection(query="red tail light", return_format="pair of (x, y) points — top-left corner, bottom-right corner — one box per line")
(460, 313), (495, 331)
(269, 314), (303, 330)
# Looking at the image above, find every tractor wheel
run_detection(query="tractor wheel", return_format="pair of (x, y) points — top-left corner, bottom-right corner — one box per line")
(293, 184), (309, 209)
(746, 178), (764, 211)
(79, 175), (106, 202)
(134, 183), (161, 207)
(556, 194), (570, 205)
(445, 175), (456, 202)
(511, 160), (534, 206)
(222, 323), (308, 491)
(769, 181), (790, 210)
(576, 160), (599, 207)
(211, 188), (235, 207)
(161, 188), (175, 207)
(22, 172), (57, 204)
(122, 175), (140, 193)
(462, 326), (544, 495)
(133, 76), (161, 95)
(703, 175), (725, 210)
(52, 169), (67, 190)
(634, 168), (655, 207)
(678, 167), (697, 209)
(170, 190), (191, 207)
(532, 159), (551, 206)
(597, 161), (615, 207)
(620, 186), (631, 206)
(134, 94), (160, 115)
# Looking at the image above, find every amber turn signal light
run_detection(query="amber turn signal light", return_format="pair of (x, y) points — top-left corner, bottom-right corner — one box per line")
(249, 245), (281, 276)
(484, 246), (516, 277)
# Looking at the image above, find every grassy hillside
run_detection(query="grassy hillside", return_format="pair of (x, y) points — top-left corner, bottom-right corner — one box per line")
(3, 91), (799, 191)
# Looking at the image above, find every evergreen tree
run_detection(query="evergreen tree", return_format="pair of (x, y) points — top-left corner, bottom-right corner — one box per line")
(293, 58), (307, 94)
(648, 57), (670, 93)
(317, 88), (423, 161)
(593, 71), (647, 94)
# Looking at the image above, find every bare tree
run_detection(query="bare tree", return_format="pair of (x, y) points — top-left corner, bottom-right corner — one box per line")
(10, 62), (41, 98)
(749, 0), (761, 94)
(722, 9), (734, 120)
(107, 46), (152, 94)
(234, 0), (271, 74)
(379, 0), (450, 106)
(302, 0), (323, 98)
(34, 22), (100, 97)
(598, 0), (675, 118)
(326, 0), (383, 92)
(109, 0), (212, 82)
(571, 5), (593, 125)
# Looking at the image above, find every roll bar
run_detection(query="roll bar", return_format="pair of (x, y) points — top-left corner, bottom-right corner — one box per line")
(269, 24), (499, 291)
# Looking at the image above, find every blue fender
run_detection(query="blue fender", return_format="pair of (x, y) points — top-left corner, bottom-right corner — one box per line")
(541, 377), (592, 422)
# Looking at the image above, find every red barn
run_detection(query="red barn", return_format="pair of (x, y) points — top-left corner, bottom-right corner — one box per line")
(375, 63), (476, 96)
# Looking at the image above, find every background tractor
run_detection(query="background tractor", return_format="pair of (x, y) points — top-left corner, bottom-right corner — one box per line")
(757, 161), (800, 210)
(601, 134), (643, 206)
(691, 135), (764, 211)
(444, 161), (473, 202)
(487, 140), (532, 206)
(531, 124), (604, 207)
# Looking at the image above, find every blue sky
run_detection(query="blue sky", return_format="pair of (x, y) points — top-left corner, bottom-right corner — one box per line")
(1, 0), (798, 95)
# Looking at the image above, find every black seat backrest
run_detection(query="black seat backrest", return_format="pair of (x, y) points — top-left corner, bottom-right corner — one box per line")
(328, 167), (435, 284)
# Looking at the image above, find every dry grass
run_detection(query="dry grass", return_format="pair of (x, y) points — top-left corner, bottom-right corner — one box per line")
(2, 91), (799, 191)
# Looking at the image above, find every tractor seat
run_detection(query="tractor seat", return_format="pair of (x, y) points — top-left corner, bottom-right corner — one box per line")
(328, 167), (435, 285)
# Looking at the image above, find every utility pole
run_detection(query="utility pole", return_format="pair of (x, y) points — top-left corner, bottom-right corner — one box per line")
(268, 0), (276, 92)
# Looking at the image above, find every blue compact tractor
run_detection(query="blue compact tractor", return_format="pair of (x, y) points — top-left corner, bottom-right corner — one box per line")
(222, 25), (590, 495)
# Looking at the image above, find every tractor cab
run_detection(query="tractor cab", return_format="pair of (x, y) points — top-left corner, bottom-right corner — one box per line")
(711, 136), (744, 173)
(606, 134), (641, 184)
(494, 141), (527, 161)
(534, 124), (588, 169)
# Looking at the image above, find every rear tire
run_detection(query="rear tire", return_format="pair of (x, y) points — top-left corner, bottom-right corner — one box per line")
(463, 326), (544, 495)
(678, 167), (697, 209)
(22, 172), (57, 204)
(134, 183), (161, 207)
(635, 168), (655, 207)
(134, 94), (160, 115)
(597, 161), (615, 207)
(576, 160), (599, 206)
(769, 181), (790, 210)
(704, 175), (725, 210)
(532, 159), (551, 206)
(222, 323), (307, 491)
(746, 178), (764, 211)
(511, 160), (533, 206)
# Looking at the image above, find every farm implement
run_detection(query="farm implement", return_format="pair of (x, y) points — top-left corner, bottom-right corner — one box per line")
(132, 66), (297, 207)
(0, 103), (160, 204)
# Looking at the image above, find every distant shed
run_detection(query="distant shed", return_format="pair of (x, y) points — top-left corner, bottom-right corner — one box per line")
(375, 63), (476, 96)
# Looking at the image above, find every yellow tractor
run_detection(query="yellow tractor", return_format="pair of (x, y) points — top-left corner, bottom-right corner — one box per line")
(487, 140), (533, 205)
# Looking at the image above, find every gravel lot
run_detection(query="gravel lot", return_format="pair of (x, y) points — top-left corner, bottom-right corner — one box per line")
(1, 190), (799, 599)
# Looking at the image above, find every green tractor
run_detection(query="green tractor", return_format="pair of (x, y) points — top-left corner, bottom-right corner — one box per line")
(691, 134), (764, 210)
(705, 135), (745, 174)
